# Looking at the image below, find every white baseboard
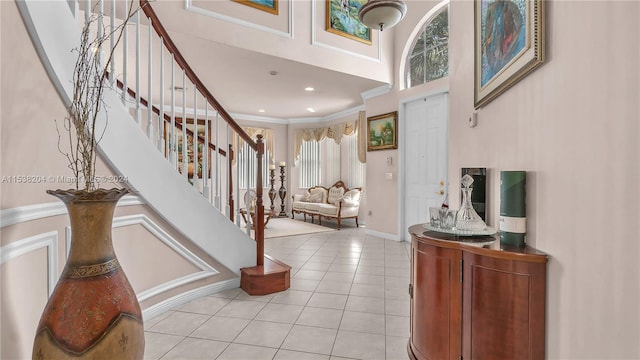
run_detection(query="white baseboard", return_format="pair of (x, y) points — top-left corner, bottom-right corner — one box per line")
(365, 228), (400, 241)
(142, 278), (240, 321)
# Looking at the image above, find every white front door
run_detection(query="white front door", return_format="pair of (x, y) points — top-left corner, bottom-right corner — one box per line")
(402, 92), (449, 239)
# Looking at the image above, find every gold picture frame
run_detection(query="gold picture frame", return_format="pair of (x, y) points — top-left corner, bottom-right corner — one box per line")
(326, 0), (371, 45)
(233, 0), (278, 15)
(367, 111), (398, 151)
(474, 0), (545, 108)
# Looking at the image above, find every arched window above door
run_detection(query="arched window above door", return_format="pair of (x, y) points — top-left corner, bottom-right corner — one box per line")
(405, 3), (449, 88)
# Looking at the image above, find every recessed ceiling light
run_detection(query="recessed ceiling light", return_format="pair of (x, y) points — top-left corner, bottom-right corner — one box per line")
(305, 87), (315, 92)
(306, 108), (316, 113)
(258, 109), (265, 113)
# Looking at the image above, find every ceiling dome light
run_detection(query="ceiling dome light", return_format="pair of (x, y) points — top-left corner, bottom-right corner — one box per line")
(358, 0), (407, 31)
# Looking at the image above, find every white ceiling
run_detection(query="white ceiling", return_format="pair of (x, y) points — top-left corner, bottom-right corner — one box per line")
(159, 17), (388, 121)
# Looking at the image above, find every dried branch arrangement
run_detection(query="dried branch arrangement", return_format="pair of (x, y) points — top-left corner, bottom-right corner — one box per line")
(57, 2), (140, 191)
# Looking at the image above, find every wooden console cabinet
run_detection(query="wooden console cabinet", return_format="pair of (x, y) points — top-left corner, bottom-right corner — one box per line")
(408, 224), (548, 360)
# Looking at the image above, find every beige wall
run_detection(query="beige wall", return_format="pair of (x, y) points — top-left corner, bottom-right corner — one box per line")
(448, 1), (639, 357)
(361, 0), (640, 357)
(445, 0), (638, 357)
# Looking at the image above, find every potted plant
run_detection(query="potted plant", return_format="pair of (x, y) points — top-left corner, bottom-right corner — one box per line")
(32, 4), (145, 359)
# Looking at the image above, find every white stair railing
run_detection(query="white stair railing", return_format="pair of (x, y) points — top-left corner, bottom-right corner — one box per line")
(82, 0), (266, 265)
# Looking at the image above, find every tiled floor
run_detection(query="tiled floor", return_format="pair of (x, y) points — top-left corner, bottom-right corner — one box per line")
(144, 224), (411, 360)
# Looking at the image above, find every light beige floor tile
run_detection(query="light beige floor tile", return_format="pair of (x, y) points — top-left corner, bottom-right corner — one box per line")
(322, 271), (355, 283)
(148, 311), (210, 336)
(356, 265), (385, 276)
(143, 332), (184, 359)
(315, 279), (352, 295)
(146, 228), (415, 359)
(270, 289), (313, 306)
(294, 269), (327, 280)
(159, 337), (227, 359)
(332, 256), (360, 265)
(286, 254), (313, 262)
(217, 343), (278, 360)
(280, 325), (338, 355)
(255, 302), (304, 323)
(144, 311), (174, 330)
(302, 262), (332, 271)
(308, 255), (336, 264)
(235, 291), (276, 302)
(210, 288), (243, 299)
(350, 283), (385, 298)
(274, 349), (330, 360)
(353, 273), (385, 286)
(328, 263), (358, 273)
(307, 292), (348, 310)
(216, 299), (267, 319)
(386, 335), (409, 360)
(332, 330), (386, 360)
(176, 296), (231, 315)
(233, 320), (292, 348)
(385, 298), (410, 317)
(339, 311), (385, 335)
(296, 306), (343, 329)
(385, 315), (410, 337)
(358, 259), (385, 268)
(385, 267), (409, 278)
(289, 278), (320, 292)
(345, 295), (385, 314)
(189, 316), (250, 342)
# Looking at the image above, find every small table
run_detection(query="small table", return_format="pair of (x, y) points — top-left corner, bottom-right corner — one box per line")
(239, 208), (275, 229)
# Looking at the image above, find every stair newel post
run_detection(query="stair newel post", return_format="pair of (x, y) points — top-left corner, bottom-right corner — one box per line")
(228, 143), (234, 222)
(255, 135), (265, 267)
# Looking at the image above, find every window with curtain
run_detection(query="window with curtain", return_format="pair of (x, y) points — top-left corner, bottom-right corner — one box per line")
(345, 133), (366, 188)
(298, 140), (321, 188)
(238, 142), (270, 189)
(406, 4), (449, 88)
(324, 138), (341, 185)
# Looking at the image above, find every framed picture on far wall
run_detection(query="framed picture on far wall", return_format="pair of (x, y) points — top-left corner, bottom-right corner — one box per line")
(326, 0), (371, 44)
(474, 0), (545, 108)
(367, 111), (397, 151)
(233, 0), (278, 15)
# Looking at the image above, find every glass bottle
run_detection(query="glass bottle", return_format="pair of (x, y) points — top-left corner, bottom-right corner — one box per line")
(455, 174), (487, 231)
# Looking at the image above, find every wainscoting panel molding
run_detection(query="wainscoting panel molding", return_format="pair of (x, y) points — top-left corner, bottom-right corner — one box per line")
(0, 231), (59, 295)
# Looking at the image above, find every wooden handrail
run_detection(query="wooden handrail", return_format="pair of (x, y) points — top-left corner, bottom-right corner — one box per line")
(139, 0), (257, 150)
(133, 0), (267, 254)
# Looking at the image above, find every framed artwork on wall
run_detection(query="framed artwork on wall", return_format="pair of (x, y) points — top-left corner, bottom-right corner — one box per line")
(164, 118), (211, 179)
(326, 0), (371, 44)
(233, 0), (278, 15)
(474, 0), (545, 108)
(367, 111), (398, 151)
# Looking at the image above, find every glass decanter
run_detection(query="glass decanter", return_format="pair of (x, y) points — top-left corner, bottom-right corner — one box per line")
(455, 174), (487, 231)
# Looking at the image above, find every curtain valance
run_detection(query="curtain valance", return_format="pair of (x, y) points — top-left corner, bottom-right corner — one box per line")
(232, 127), (274, 165)
(293, 119), (364, 163)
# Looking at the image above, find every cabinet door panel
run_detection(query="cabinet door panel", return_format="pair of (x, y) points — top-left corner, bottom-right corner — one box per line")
(410, 240), (461, 360)
(463, 253), (546, 360)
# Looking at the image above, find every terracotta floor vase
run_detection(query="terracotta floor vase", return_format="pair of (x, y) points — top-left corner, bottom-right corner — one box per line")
(32, 188), (144, 359)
